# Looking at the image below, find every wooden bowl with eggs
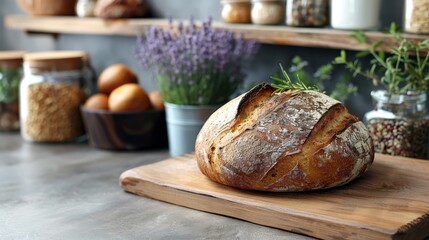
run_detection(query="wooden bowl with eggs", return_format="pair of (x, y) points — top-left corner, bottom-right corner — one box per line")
(81, 64), (167, 150)
(81, 107), (167, 150)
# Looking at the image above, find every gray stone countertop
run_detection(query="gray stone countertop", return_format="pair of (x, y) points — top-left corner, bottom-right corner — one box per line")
(0, 133), (313, 240)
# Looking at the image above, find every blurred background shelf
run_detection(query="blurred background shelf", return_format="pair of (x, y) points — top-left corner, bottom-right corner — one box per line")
(5, 15), (429, 53)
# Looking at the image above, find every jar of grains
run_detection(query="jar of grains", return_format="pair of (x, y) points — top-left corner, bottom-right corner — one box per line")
(0, 51), (24, 131)
(251, 0), (284, 25)
(404, 0), (429, 34)
(221, 0), (251, 23)
(364, 90), (429, 159)
(20, 51), (88, 142)
(286, 0), (329, 27)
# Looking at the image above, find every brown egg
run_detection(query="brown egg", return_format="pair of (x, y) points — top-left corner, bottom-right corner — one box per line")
(108, 83), (150, 112)
(84, 93), (109, 110)
(148, 91), (165, 110)
(98, 64), (138, 94)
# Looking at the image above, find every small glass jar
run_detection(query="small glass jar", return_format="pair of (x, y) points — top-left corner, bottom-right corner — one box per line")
(364, 90), (429, 159)
(221, 0), (251, 23)
(75, 0), (97, 17)
(20, 51), (89, 142)
(251, 0), (284, 25)
(0, 51), (24, 131)
(286, 0), (329, 27)
(404, 0), (429, 34)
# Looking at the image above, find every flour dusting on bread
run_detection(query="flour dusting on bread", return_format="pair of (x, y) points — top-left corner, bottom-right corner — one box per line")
(195, 84), (374, 192)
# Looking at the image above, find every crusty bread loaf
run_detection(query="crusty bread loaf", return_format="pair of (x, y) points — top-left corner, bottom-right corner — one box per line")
(94, 0), (147, 19)
(195, 83), (374, 192)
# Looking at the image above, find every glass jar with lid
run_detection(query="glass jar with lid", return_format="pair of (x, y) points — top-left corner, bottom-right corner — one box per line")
(221, 0), (251, 23)
(404, 0), (429, 34)
(0, 51), (24, 131)
(364, 90), (429, 159)
(20, 51), (89, 142)
(251, 0), (284, 25)
(286, 0), (329, 27)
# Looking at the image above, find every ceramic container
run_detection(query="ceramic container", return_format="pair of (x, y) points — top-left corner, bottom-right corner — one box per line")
(330, 0), (381, 30)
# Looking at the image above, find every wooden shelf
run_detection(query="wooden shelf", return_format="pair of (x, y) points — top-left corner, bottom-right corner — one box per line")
(5, 15), (429, 53)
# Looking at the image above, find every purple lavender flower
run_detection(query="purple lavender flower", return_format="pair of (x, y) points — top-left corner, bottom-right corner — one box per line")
(135, 17), (259, 105)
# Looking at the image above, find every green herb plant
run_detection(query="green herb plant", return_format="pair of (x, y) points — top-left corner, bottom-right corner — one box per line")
(271, 63), (320, 93)
(271, 56), (357, 102)
(0, 68), (20, 104)
(334, 23), (429, 96)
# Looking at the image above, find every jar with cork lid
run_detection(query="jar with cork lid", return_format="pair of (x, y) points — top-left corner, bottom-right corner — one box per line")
(0, 51), (24, 131)
(20, 51), (89, 142)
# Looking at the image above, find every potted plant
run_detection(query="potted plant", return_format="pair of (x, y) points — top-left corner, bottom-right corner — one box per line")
(135, 17), (258, 156)
(334, 24), (429, 159)
(279, 55), (358, 103)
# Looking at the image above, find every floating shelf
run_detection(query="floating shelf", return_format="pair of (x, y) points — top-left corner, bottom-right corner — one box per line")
(5, 15), (429, 53)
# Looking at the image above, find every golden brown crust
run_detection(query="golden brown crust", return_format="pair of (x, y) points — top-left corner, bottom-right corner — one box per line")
(195, 84), (374, 192)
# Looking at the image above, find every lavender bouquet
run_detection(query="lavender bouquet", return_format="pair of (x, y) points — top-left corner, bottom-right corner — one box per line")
(136, 17), (258, 105)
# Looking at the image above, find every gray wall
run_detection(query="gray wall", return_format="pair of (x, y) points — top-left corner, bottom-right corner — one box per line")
(0, 0), (406, 119)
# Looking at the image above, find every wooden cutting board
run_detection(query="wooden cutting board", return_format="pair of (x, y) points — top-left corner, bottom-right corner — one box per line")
(120, 153), (429, 240)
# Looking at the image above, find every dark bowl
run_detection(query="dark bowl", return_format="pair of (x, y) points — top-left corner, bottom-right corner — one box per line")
(81, 106), (167, 150)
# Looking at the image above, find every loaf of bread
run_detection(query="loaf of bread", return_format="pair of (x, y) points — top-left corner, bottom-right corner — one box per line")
(94, 0), (147, 19)
(195, 83), (374, 192)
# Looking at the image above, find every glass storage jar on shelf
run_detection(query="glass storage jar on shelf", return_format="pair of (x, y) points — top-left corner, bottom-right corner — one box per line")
(286, 0), (329, 27)
(221, 0), (251, 23)
(75, 0), (97, 17)
(20, 51), (89, 142)
(364, 90), (429, 159)
(0, 51), (24, 131)
(251, 0), (284, 25)
(404, 0), (429, 34)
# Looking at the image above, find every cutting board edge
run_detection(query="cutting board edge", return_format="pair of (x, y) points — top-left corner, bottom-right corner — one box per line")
(394, 212), (429, 240)
(119, 153), (429, 240)
(120, 170), (399, 240)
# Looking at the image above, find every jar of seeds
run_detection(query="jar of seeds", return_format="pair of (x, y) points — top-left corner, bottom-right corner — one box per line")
(0, 51), (24, 131)
(404, 0), (429, 34)
(20, 51), (88, 142)
(364, 90), (429, 159)
(286, 0), (329, 27)
(251, 0), (284, 25)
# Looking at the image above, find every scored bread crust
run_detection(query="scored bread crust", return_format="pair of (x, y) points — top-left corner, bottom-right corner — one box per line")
(195, 83), (374, 192)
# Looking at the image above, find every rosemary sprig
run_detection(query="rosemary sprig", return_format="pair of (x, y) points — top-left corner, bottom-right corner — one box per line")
(270, 64), (320, 93)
